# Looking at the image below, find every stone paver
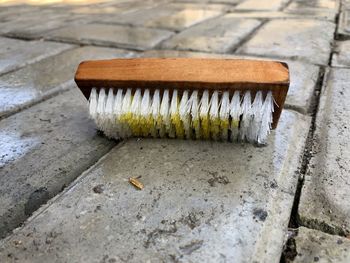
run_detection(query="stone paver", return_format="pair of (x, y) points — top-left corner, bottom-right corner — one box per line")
(0, 88), (116, 239)
(235, 0), (289, 11)
(142, 50), (319, 114)
(0, 46), (134, 118)
(47, 23), (174, 50)
(291, 227), (350, 263)
(299, 68), (350, 236)
(337, 8), (350, 38)
(97, 5), (223, 31)
(174, 0), (240, 4)
(161, 16), (261, 53)
(332, 41), (350, 67)
(0, 110), (310, 262)
(0, 37), (73, 75)
(284, 0), (339, 22)
(0, 10), (84, 39)
(165, 2), (233, 11)
(237, 19), (336, 65)
(70, 0), (164, 15)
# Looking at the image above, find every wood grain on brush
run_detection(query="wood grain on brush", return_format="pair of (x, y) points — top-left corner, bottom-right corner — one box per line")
(74, 58), (289, 129)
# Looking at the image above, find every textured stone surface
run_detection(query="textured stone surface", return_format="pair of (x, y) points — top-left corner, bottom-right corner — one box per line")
(47, 23), (174, 50)
(0, 89), (115, 239)
(0, 37), (72, 75)
(70, 0), (164, 15)
(0, 110), (310, 262)
(332, 41), (350, 67)
(238, 19), (335, 65)
(97, 5), (223, 31)
(141, 50), (319, 114)
(226, 10), (335, 20)
(291, 227), (350, 263)
(299, 69), (350, 236)
(235, 0), (289, 11)
(285, 0), (338, 21)
(0, 46), (134, 118)
(337, 9), (350, 37)
(0, 11), (84, 39)
(161, 16), (261, 53)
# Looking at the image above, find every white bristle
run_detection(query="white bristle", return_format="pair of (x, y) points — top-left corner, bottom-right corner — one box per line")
(151, 89), (160, 137)
(89, 88), (98, 119)
(179, 90), (191, 139)
(258, 91), (274, 144)
(112, 89), (124, 139)
(87, 88), (275, 144)
(120, 88), (132, 137)
(199, 90), (210, 139)
(159, 89), (170, 138)
(219, 91), (230, 141)
(240, 91), (252, 141)
(247, 91), (263, 143)
(230, 91), (241, 141)
(96, 88), (107, 131)
(103, 88), (115, 138)
(169, 90), (179, 138)
(209, 91), (219, 140)
(190, 90), (200, 139)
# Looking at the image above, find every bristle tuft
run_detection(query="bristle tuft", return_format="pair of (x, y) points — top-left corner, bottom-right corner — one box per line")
(87, 88), (275, 144)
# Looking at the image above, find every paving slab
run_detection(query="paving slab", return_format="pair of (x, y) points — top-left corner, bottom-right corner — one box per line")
(332, 40), (350, 67)
(2, 14), (86, 40)
(0, 9), (81, 39)
(0, 37), (73, 75)
(284, 0), (338, 21)
(165, 2), (233, 11)
(142, 49), (319, 114)
(0, 88), (116, 239)
(0, 46), (135, 118)
(285, 0), (338, 11)
(234, 0), (289, 11)
(161, 16), (261, 53)
(237, 19), (336, 65)
(337, 8), (350, 38)
(290, 227), (350, 263)
(97, 5), (223, 31)
(225, 10), (335, 20)
(69, 0), (164, 15)
(0, 109), (310, 262)
(47, 23), (174, 51)
(299, 68), (350, 236)
(173, 0), (240, 4)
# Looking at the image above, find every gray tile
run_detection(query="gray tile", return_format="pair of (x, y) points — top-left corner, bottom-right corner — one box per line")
(284, 0), (338, 21)
(0, 88), (116, 239)
(235, 0), (289, 11)
(161, 16), (261, 53)
(337, 9), (350, 38)
(0, 46), (135, 118)
(237, 19), (335, 65)
(47, 23), (174, 51)
(0, 37), (73, 75)
(299, 68), (350, 236)
(97, 5), (223, 31)
(291, 227), (350, 263)
(225, 10), (334, 20)
(0, 109), (310, 262)
(332, 41), (350, 67)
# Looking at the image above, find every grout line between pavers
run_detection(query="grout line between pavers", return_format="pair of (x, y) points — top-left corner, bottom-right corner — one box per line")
(0, 81), (75, 121)
(280, 2), (344, 261)
(230, 19), (267, 53)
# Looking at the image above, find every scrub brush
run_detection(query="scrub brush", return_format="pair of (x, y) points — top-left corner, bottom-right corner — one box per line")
(74, 58), (289, 144)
